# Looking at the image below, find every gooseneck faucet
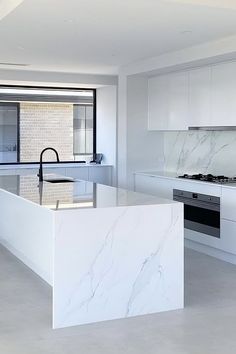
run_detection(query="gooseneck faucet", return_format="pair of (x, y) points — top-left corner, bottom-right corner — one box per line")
(38, 147), (60, 182)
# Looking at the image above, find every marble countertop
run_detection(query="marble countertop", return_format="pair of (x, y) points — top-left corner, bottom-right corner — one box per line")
(135, 171), (178, 179)
(0, 163), (112, 170)
(0, 174), (177, 210)
(135, 170), (236, 189)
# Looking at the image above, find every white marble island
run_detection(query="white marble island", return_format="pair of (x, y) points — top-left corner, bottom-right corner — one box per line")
(0, 175), (184, 328)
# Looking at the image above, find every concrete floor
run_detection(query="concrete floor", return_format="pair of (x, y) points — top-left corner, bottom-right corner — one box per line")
(1, 246), (236, 354)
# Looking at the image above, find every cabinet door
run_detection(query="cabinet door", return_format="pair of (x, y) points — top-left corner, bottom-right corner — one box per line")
(220, 219), (236, 255)
(65, 167), (88, 180)
(221, 188), (236, 222)
(148, 72), (188, 131)
(168, 71), (189, 130)
(211, 61), (236, 126)
(189, 66), (211, 127)
(0, 169), (17, 175)
(88, 167), (112, 185)
(148, 75), (169, 130)
(134, 174), (173, 199)
(16, 168), (38, 176)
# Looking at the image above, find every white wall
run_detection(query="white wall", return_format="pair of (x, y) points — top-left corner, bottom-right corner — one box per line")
(97, 86), (117, 186)
(126, 75), (164, 189)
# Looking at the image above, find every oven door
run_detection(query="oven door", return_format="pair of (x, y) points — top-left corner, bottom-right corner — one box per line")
(173, 190), (220, 238)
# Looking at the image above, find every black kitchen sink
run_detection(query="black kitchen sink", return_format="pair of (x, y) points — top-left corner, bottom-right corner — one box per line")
(45, 178), (75, 184)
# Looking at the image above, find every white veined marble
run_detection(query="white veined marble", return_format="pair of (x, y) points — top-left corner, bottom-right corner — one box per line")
(163, 131), (236, 176)
(53, 203), (184, 328)
(0, 175), (184, 329)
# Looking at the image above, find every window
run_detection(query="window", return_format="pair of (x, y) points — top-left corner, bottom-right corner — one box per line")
(73, 105), (94, 155)
(0, 103), (19, 163)
(0, 86), (96, 164)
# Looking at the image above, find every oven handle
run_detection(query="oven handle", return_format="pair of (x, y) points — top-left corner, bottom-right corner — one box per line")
(173, 196), (220, 212)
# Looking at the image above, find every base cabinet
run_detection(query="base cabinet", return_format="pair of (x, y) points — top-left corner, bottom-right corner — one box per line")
(134, 172), (236, 258)
(220, 219), (236, 255)
(65, 167), (88, 180)
(134, 174), (173, 199)
(88, 166), (112, 185)
(0, 166), (113, 186)
(221, 188), (236, 222)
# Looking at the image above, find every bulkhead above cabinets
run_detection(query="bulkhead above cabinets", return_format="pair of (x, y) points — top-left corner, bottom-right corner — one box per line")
(148, 60), (236, 131)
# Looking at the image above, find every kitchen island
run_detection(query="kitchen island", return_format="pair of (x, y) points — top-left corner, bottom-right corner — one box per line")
(0, 175), (184, 329)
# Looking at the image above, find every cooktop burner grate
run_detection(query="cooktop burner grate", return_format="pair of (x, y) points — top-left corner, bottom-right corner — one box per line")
(178, 173), (236, 184)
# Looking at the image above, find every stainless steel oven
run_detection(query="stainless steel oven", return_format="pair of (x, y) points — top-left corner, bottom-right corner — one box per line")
(173, 189), (220, 238)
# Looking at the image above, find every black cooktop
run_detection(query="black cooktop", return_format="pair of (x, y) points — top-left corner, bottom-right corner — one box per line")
(178, 173), (236, 184)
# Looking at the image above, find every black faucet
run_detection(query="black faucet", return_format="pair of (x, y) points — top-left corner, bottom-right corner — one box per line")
(38, 147), (60, 182)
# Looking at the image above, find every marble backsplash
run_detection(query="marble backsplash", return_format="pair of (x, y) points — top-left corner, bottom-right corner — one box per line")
(163, 131), (236, 176)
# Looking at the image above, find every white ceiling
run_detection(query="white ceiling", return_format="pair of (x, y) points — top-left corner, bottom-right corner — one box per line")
(1, 0), (236, 75)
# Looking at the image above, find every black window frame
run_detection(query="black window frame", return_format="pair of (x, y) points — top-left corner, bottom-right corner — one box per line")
(0, 85), (96, 165)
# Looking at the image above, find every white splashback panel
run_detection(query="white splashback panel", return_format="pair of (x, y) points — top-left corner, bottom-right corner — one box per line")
(164, 131), (236, 176)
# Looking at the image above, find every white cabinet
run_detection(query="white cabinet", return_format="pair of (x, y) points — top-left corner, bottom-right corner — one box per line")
(0, 169), (17, 175)
(148, 60), (236, 130)
(189, 66), (211, 127)
(134, 174), (173, 199)
(65, 167), (89, 180)
(88, 166), (112, 185)
(0, 165), (113, 186)
(221, 188), (236, 222)
(220, 219), (236, 255)
(148, 71), (188, 131)
(211, 61), (236, 126)
(148, 75), (168, 130)
(16, 168), (38, 176)
(65, 166), (113, 185)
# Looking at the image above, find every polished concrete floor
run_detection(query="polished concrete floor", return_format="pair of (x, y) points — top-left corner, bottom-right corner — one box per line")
(1, 245), (236, 354)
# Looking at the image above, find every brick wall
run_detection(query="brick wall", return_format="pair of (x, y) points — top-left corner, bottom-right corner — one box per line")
(20, 102), (73, 162)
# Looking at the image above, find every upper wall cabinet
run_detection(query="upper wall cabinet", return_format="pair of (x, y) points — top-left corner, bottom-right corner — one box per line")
(188, 66), (211, 127)
(211, 61), (236, 127)
(148, 60), (236, 130)
(148, 71), (188, 131)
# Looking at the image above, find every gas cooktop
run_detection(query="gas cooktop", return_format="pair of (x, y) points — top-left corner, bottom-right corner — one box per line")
(178, 174), (236, 184)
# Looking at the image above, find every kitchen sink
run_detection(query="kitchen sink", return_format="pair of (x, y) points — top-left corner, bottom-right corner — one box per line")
(45, 178), (75, 184)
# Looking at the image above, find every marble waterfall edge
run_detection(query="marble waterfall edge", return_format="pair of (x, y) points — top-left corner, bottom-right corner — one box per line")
(53, 203), (184, 328)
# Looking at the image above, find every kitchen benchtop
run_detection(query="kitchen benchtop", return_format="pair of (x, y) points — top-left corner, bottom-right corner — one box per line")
(135, 170), (236, 189)
(0, 163), (112, 170)
(0, 174), (177, 210)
